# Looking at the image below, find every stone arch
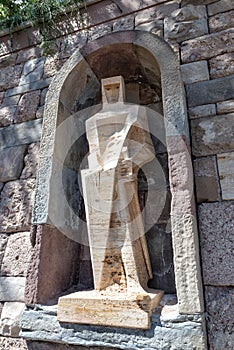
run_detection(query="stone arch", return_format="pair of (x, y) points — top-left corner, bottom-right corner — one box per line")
(28, 31), (204, 314)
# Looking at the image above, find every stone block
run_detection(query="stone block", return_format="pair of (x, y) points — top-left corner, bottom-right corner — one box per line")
(14, 90), (40, 124)
(0, 64), (23, 91)
(0, 119), (42, 149)
(189, 104), (216, 119)
(135, 1), (180, 25)
(19, 58), (45, 86)
(217, 152), (234, 200)
(43, 57), (66, 79)
(205, 286), (234, 350)
(0, 105), (16, 127)
(5, 77), (52, 98)
(0, 145), (27, 182)
(1, 95), (20, 108)
(0, 302), (25, 337)
(16, 46), (42, 64)
(191, 114), (234, 156)
(21, 143), (40, 179)
(88, 23), (112, 41)
(217, 99), (234, 114)
(209, 10), (234, 33)
(0, 179), (35, 233)
(208, 0), (234, 16)
(0, 53), (17, 69)
(186, 75), (234, 107)
(209, 53), (234, 79)
(135, 21), (163, 36)
(0, 337), (27, 349)
(36, 106), (44, 119)
(40, 88), (48, 106)
(1, 232), (31, 277)
(0, 235), (8, 267)
(181, 60), (209, 84)
(194, 156), (220, 203)
(0, 277), (26, 301)
(198, 201), (234, 285)
(181, 29), (234, 63)
(113, 16), (134, 32)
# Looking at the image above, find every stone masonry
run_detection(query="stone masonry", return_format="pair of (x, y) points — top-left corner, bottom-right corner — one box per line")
(0, 0), (233, 349)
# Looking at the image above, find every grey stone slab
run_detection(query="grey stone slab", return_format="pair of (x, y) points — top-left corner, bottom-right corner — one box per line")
(0, 302), (25, 337)
(135, 2), (180, 25)
(1, 95), (20, 108)
(205, 286), (234, 350)
(208, 0), (234, 16)
(189, 104), (216, 119)
(5, 78), (52, 97)
(19, 57), (45, 86)
(0, 145), (27, 182)
(0, 118), (42, 149)
(181, 60), (209, 84)
(209, 9), (234, 33)
(209, 52), (234, 79)
(198, 201), (234, 286)
(186, 75), (234, 107)
(217, 99), (234, 114)
(0, 105), (16, 127)
(0, 277), (26, 301)
(191, 113), (234, 156)
(217, 152), (234, 200)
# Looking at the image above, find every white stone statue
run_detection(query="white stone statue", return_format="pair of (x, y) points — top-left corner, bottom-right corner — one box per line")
(58, 76), (163, 329)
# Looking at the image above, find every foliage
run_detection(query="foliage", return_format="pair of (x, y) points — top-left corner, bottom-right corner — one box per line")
(0, 0), (85, 55)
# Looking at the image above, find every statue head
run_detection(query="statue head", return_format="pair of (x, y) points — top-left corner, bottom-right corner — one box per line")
(101, 76), (125, 104)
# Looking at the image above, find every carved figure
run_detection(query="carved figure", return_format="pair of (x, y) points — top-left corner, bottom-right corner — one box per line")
(58, 76), (163, 329)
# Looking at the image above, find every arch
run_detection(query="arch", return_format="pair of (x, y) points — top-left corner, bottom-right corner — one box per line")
(31, 31), (204, 314)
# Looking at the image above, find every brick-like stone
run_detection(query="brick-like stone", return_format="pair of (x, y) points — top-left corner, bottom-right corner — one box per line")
(19, 57), (45, 86)
(217, 152), (234, 200)
(186, 75), (234, 107)
(0, 145), (27, 182)
(191, 114), (234, 156)
(0, 302), (25, 337)
(181, 29), (234, 63)
(135, 20), (163, 36)
(14, 90), (40, 124)
(198, 201), (234, 285)
(205, 286), (234, 350)
(209, 53), (234, 79)
(16, 46), (42, 64)
(194, 156), (220, 203)
(217, 99), (234, 114)
(0, 119), (42, 149)
(21, 143), (40, 179)
(0, 64), (23, 91)
(113, 16), (134, 32)
(208, 0), (234, 16)
(1, 232), (31, 277)
(181, 60), (209, 84)
(189, 104), (216, 119)
(1, 95), (20, 108)
(135, 1), (179, 25)
(0, 277), (26, 301)
(0, 336), (27, 349)
(0, 106), (16, 127)
(209, 10), (234, 33)
(5, 77), (52, 98)
(0, 179), (35, 233)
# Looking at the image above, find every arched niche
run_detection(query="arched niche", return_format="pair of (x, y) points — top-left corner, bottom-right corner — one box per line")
(27, 31), (204, 315)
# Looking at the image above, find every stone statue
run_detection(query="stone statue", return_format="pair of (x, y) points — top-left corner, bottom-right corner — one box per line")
(58, 76), (163, 329)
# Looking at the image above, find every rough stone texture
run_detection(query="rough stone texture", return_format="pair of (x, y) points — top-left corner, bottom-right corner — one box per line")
(209, 10), (234, 33)
(209, 53), (234, 79)
(207, 0), (234, 16)
(19, 58), (44, 86)
(135, 1), (180, 25)
(20, 303), (206, 350)
(36, 106), (44, 119)
(181, 29), (234, 63)
(198, 201), (234, 286)
(165, 5), (208, 42)
(205, 286), (234, 350)
(5, 77), (52, 98)
(0, 92), (4, 105)
(0, 105), (16, 127)
(113, 16), (134, 32)
(0, 179), (35, 233)
(216, 99), (234, 114)
(1, 232), (31, 277)
(186, 75), (234, 107)
(189, 104), (216, 119)
(0, 235), (8, 267)
(21, 143), (40, 179)
(0, 277), (26, 302)
(0, 119), (42, 149)
(217, 152), (234, 200)
(0, 53), (17, 68)
(1, 95), (20, 108)
(16, 46), (42, 64)
(191, 114), (234, 156)
(15, 90), (40, 124)
(0, 145), (27, 182)
(27, 342), (117, 350)
(181, 60), (209, 84)
(0, 336), (28, 349)
(43, 57), (66, 79)
(0, 64), (23, 91)
(0, 302), (25, 337)
(193, 156), (220, 203)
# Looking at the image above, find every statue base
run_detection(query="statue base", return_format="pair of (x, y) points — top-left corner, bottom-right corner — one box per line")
(57, 289), (163, 329)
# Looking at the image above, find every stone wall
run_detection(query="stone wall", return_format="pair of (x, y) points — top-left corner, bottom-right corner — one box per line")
(0, 0), (233, 349)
